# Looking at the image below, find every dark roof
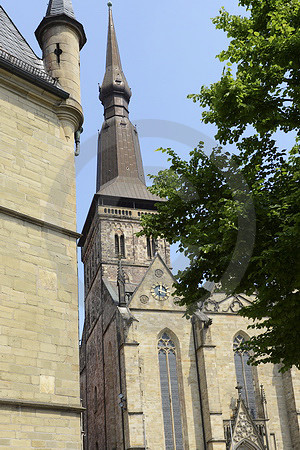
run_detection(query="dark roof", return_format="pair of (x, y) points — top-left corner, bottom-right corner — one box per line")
(96, 116), (146, 191)
(35, 0), (86, 50)
(98, 177), (161, 202)
(46, 0), (75, 19)
(99, 7), (131, 104)
(96, 7), (157, 203)
(0, 6), (67, 97)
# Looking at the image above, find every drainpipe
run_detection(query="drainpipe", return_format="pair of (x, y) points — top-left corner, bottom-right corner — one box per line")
(261, 385), (270, 450)
(75, 127), (83, 156)
(117, 332), (126, 450)
(192, 317), (207, 450)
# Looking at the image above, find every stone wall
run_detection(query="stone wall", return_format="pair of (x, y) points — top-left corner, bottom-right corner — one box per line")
(0, 74), (82, 446)
(195, 311), (299, 449)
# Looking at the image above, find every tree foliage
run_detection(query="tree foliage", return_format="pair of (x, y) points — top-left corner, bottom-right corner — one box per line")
(140, 0), (300, 371)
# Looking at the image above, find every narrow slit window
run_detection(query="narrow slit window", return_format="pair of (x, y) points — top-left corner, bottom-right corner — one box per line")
(147, 237), (157, 258)
(115, 234), (120, 256)
(152, 238), (157, 257)
(147, 237), (152, 258)
(158, 333), (184, 449)
(94, 386), (98, 413)
(120, 235), (125, 258)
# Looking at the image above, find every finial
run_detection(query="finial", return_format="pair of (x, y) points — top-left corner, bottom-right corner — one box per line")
(107, 2), (112, 8)
(235, 383), (243, 398)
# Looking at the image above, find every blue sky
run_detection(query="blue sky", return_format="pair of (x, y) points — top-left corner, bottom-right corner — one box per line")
(1, 0), (249, 333)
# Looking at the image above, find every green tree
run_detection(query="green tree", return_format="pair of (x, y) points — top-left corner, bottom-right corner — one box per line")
(140, 0), (300, 371)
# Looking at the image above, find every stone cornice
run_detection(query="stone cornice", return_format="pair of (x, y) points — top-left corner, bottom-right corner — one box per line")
(0, 53), (68, 99)
(0, 67), (83, 133)
(0, 398), (84, 414)
(0, 205), (81, 239)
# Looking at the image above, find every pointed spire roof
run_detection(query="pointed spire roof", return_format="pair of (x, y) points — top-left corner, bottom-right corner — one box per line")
(99, 6), (131, 109)
(35, 0), (86, 50)
(46, 0), (76, 20)
(96, 5), (161, 203)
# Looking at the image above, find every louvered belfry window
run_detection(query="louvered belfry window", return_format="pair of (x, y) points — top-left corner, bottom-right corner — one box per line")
(233, 334), (257, 419)
(147, 237), (157, 258)
(115, 234), (125, 258)
(158, 333), (184, 449)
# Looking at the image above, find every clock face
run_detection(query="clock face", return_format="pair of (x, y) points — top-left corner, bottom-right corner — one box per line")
(151, 284), (170, 301)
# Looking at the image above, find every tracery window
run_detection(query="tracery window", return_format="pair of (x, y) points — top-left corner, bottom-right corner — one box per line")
(233, 334), (257, 419)
(158, 332), (184, 449)
(147, 237), (157, 258)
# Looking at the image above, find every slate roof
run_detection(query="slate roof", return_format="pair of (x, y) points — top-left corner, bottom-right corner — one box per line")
(35, 0), (86, 50)
(0, 6), (65, 94)
(46, 0), (75, 20)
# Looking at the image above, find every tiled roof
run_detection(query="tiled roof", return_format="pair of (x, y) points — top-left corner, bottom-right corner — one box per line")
(0, 6), (59, 88)
(46, 0), (75, 20)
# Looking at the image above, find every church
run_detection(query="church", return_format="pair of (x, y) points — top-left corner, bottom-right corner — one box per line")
(0, 1), (299, 449)
(79, 5), (300, 450)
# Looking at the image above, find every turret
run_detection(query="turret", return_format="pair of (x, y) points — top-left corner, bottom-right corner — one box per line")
(35, 0), (86, 107)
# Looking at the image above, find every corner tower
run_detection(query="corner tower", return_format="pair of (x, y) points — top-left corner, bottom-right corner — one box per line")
(0, 2), (85, 447)
(35, 0), (86, 106)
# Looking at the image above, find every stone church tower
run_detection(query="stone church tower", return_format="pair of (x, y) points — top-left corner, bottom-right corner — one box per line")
(79, 6), (300, 450)
(0, 0), (85, 447)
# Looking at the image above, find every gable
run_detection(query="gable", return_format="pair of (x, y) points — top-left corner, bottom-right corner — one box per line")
(230, 399), (264, 450)
(129, 254), (185, 312)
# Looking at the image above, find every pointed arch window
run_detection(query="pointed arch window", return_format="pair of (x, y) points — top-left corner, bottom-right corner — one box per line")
(115, 234), (125, 258)
(233, 335), (257, 419)
(147, 237), (157, 258)
(158, 332), (184, 449)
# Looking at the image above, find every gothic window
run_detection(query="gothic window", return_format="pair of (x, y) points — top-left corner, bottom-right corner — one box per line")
(233, 334), (257, 419)
(158, 332), (184, 449)
(115, 234), (125, 258)
(147, 237), (157, 258)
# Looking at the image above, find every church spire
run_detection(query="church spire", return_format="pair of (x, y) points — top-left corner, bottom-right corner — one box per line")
(96, 5), (151, 195)
(99, 5), (131, 119)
